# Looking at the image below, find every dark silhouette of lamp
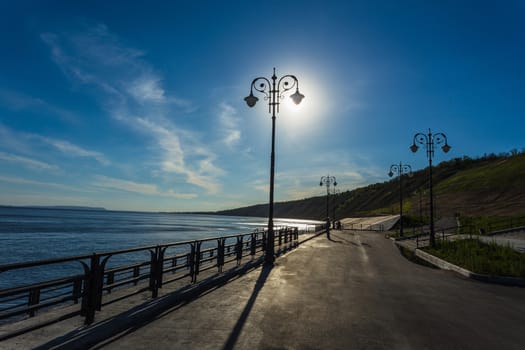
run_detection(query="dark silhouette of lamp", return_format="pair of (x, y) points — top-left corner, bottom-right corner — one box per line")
(245, 68), (304, 264)
(388, 162), (413, 237)
(410, 129), (451, 247)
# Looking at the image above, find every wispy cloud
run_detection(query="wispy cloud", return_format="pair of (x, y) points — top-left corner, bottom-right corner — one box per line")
(127, 76), (165, 104)
(0, 152), (58, 171)
(137, 117), (222, 194)
(93, 175), (197, 199)
(0, 175), (90, 192)
(0, 124), (107, 168)
(38, 136), (109, 165)
(0, 124), (32, 154)
(218, 102), (241, 148)
(41, 23), (223, 195)
(0, 89), (80, 124)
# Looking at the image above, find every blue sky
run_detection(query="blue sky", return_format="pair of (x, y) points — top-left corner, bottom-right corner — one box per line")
(0, 1), (523, 212)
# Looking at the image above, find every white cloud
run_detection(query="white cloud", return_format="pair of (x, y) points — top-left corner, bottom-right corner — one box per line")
(93, 175), (197, 199)
(0, 175), (90, 192)
(0, 124), (107, 169)
(137, 117), (222, 194)
(36, 136), (110, 165)
(41, 23), (223, 195)
(0, 89), (80, 124)
(127, 76), (165, 103)
(218, 103), (241, 148)
(0, 152), (58, 171)
(0, 124), (32, 154)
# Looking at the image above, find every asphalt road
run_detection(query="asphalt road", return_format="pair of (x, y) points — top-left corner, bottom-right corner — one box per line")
(6, 230), (525, 349)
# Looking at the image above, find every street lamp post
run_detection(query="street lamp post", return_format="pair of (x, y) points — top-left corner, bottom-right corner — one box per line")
(388, 162), (412, 237)
(410, 129), (451, 247)
(245, 68), (304, 264)
(332, 188), (340, 227)
(320, 175), (337, 231)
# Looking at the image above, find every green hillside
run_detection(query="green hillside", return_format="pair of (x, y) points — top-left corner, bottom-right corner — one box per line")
(215, 152), (525, 221)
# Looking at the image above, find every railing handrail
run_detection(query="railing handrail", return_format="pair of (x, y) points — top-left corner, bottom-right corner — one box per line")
(0, 226), (298, 273)
(0, 226), (304, 330)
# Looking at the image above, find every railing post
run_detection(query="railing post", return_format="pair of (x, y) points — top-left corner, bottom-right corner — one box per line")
(261, 231), (267, 251)
(250, 232), (257, 256)
(82, 253), (101, 325)
(235, 236), (243, 265)
(149, 245), (166, 298)
(189, 244), (196, 283)
(149, 247), (158, 297)
(28, 288), (40, 317)
(106, 271), (114, 294)
(217, 238), (225, 272)
(157, 247), (166, 290)
(191, 241), (202, 283)
(278, 228), (283, 246)
(73, 277), (82, 304)
(133, 265), (140, 285)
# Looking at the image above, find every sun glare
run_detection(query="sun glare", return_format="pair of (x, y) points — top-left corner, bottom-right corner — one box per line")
(278, 75), (324, 136)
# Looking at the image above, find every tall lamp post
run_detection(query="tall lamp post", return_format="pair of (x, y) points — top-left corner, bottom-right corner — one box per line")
(320, 175), (337, 227)
(410, 129), (451, 247)
(245, 68), (304, 264)
(332, 188), (340, 226)
(388, 162), (412, 237)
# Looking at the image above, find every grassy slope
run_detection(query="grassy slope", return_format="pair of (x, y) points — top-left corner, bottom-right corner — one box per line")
(432, 154), (525, 216)
(215, 153), (525, 220)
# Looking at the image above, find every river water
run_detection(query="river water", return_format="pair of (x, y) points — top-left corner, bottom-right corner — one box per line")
(0, 206), (321, 265)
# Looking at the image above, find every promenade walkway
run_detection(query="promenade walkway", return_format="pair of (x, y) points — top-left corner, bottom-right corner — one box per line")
(3, 230), (525, 349)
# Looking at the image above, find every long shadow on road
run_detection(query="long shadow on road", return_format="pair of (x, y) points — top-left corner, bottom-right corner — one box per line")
(33, 258), (266, 350)
(222, 264), (273, 350)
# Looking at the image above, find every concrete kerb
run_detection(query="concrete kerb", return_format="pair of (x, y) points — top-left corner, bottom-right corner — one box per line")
(391, 236), (525, 287)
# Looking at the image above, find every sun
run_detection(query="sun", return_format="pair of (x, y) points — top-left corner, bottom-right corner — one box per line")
(278, 76), (324, 136)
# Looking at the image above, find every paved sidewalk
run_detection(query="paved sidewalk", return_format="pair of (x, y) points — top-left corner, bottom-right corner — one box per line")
(3, 230), (525, 349)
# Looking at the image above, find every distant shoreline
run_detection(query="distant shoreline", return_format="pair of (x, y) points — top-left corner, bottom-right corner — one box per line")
(0, 205), (107, 211)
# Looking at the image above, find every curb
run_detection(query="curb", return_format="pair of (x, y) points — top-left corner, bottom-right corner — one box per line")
(391, 237), (525, 287)
(412, 246), (525, 287)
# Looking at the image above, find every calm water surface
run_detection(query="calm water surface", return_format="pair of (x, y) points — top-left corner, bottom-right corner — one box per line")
(0, 207), (321, 265)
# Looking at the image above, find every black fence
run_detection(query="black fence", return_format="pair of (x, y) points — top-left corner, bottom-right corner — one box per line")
(0, 227), (301, 328)
(342, 223), (385, 231)
(414, 227), (458, 248)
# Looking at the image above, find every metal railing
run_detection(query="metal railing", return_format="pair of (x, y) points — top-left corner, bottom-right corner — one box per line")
(343, 223), (385, 231)
(458, 217), (525, 236)
(414, 226), (462, 248)
(0, 227), (300, 327)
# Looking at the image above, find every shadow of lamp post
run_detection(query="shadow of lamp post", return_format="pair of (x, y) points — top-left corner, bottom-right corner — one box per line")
(320, 175), (337, 229)
(410, 129), (451, 247)
(388, 162), (412, 237)
(245, 68), (304, 265)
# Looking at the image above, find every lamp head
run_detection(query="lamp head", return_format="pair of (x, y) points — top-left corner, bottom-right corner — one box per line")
(334, 181), (337, 186)
(388, 171), (394, 178)
(410, 143), (419, 153)
(244, 93), (258, 108)
(319, 181), (323, 186)
(442, 143), (451, 153)
(290, 89), (305, 105)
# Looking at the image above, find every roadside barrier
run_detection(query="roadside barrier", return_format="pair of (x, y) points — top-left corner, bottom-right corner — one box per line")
(343, 223), (385, 231)
(0, 227), (300, 327)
